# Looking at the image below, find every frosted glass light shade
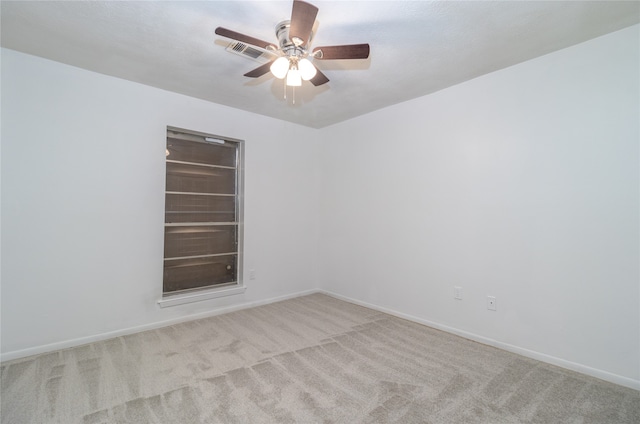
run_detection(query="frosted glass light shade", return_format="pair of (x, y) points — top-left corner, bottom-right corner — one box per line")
(298, 58), (317, 81)
(270, 57), (290, 79)
(286, 68), (302, 86)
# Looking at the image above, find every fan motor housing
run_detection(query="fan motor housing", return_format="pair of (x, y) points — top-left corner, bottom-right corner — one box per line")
(275, 20), (311, 57)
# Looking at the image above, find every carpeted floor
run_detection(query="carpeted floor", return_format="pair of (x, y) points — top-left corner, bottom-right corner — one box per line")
(1, 293), (638, 423)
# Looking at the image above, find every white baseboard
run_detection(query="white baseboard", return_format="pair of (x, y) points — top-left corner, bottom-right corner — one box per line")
(0, 288), (321, 363)
(319, 290), (640, 392)
(3, 287), (638, 392)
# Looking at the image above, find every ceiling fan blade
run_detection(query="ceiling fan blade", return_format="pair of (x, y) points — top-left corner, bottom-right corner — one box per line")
(313, 44), (370, 60)
(289, 0), (318, 47)
(243, 60), (275, 78)
(309, 69), (329, 86)
(215, 27), (276, 50)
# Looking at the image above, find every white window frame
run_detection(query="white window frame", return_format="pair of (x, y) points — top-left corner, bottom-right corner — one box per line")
(158, 127), (245, 308)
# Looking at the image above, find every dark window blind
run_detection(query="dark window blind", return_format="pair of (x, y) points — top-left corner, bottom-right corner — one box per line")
(163, 129), (241, 295)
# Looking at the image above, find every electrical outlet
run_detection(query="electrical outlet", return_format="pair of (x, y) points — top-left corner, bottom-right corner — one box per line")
(249, 269), (256, 280)
(487, 296), (497, 311)
(454, 286), (463, 300)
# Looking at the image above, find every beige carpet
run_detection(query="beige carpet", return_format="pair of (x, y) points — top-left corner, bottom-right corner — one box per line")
(1, 293), (638, 423)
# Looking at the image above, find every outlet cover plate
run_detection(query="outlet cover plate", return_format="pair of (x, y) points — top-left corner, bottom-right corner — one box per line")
(454, 286), (463, 300)
(487, 296), (497, 311)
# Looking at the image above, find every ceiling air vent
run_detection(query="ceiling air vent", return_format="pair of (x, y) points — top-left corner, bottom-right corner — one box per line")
(225, 41), (273, 63)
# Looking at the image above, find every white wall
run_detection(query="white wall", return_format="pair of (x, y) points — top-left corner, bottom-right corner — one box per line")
(0, 48), (321, 357)
(318, 25), (639, 388)
(2, 24), (639, 390)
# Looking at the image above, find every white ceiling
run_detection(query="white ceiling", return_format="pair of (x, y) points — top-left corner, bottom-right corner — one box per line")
(2, 1), (638, 128)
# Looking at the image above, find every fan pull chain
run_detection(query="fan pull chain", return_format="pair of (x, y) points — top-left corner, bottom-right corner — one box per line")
(292, 86), (296, 105)
(283, 80), (287, 100)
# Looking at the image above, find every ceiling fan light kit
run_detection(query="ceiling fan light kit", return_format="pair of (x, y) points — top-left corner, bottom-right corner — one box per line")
(298, 58), (317, 80)
(270, 57), (290, 79)
(286, 67), (302, 87)
(270, 54), (316, 84)
(215, 0), (370, 97)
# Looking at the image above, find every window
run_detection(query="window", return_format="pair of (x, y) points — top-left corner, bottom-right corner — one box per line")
(160, 127), (244, 305)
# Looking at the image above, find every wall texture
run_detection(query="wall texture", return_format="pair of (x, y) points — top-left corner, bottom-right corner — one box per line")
(1, 48), (321, 358)
(318, 25), (639, 388)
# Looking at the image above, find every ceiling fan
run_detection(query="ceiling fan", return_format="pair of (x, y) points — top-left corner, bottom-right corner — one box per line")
(215, 0), (370, 88)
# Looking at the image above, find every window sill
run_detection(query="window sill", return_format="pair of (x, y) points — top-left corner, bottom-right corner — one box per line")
(158, 285), (246, 308)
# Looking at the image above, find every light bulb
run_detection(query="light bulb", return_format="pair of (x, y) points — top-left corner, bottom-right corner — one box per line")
(298, 58), (317, 81)
(286, 68), (302, 86)
(270, 57), (289, 79)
